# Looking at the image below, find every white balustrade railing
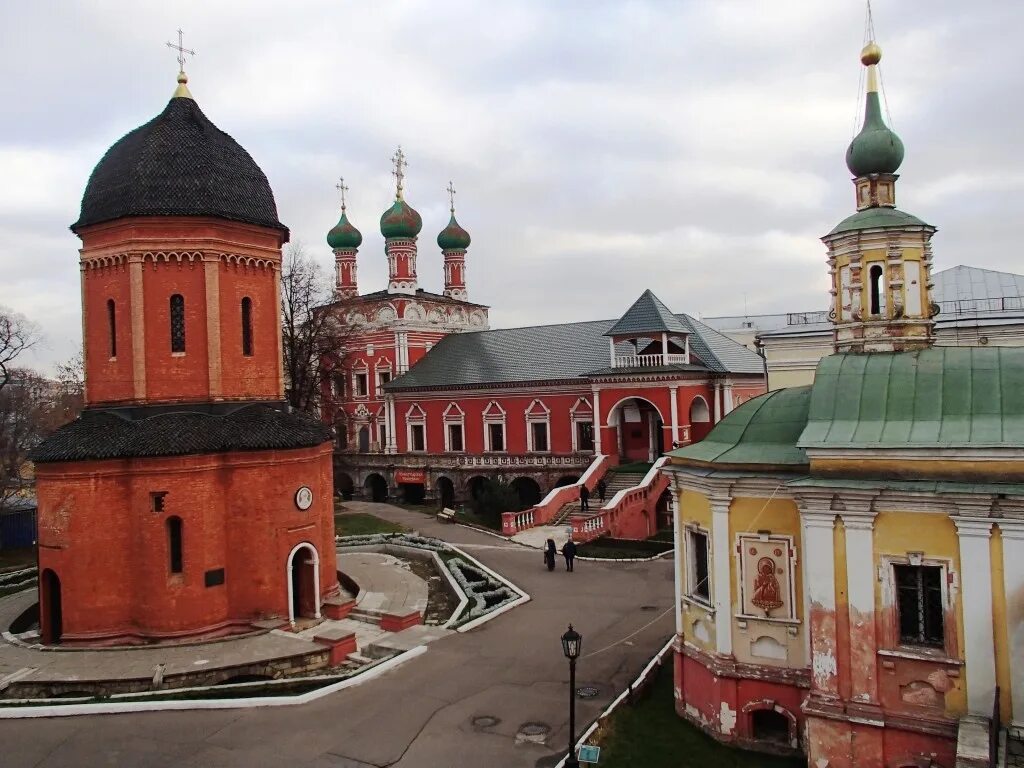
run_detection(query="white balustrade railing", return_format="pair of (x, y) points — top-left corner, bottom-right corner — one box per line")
(613, 353), (688, 368)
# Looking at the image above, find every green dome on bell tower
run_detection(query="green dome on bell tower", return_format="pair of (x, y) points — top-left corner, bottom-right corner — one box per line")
(845, 43), (905, 177)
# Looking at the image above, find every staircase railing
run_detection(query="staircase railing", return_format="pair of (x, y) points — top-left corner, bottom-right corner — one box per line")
(570, 457), (671, 542)
(501, 453), (616, 536)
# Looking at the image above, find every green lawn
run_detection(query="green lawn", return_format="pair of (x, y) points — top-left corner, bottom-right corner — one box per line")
(596, 662), (804, 768)
(334, 513), (407, 537)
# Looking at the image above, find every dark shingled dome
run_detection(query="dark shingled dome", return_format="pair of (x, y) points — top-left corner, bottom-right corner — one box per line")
(72, 95), (288, 236)
(29, 404), (331, 463)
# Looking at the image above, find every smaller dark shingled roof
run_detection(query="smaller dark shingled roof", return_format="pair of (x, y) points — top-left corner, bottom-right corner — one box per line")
(73, 95), (287, 236)
(30, 404), (331, 463)
(604, 290), (690, 337)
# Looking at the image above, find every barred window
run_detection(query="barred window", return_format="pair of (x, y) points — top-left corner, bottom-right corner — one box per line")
(895, 564), (944, 647)
(170, 294), (186, 353)
(241, 297), (253, 356)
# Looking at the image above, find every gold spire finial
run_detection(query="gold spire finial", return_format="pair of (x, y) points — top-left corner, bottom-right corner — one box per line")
(166, 29), (196, 99)
(391, 146), (407, 201)
(446, 180), (456, 215)
(861, 41), (881, 93)
(335, 177), (349, 213)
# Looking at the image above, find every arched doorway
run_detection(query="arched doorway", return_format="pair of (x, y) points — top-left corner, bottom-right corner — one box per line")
(41, 569), (62, 644)
(468, 475), (489, 502)
(689, 396), (712, 442)
(554, 475), (579, 488)
(437, 476), (455, 509)
(511, 477), (542, 509)
(608, 397), (665, 462)
(287, 543), (321, 624)
(750, 707), (793, 746)
(364, 473), (388, 502)
(357, 426), (370, 452)
(400, 483), (426, 505)
(335, 472), (355, 500)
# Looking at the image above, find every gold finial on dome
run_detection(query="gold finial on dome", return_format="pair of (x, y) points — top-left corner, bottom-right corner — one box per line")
(167, 29), (196, 99)
(861, 41), (882, 66)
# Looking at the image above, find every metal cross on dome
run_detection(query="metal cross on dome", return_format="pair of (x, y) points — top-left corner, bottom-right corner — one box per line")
(336, 177), (349, 212)
(392, 146), (407, 200)
(446, 181), (456, 214)
(166, 28), (196, 73)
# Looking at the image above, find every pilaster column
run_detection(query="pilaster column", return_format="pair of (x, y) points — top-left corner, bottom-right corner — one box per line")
(673, 485), (683, 636)
(273, 262), (284, 396)
(709, 496), (732, 655)
(843, 509), (879, 704)
(999, 521), (1024, 728)
(385, 395), (398, 454)
(723, 380), (734, 415)
(203, 255), (222, 399)
(801, 508), (840, 698)
(79, 262), (89, 404)
(953, 516), (997, 715)
(669, 385), (679, 445)
(128, 254), (147, 400)
(592, 388), (602, 454)
(713, 382), (722, 423)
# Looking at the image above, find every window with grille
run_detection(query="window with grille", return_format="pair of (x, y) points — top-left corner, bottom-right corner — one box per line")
(170, 294), (186, 352)
(107, 299), (117, 358)
(894, 564), (944, 648)
(688, 529), (710, 602)
(241, 297), (253, 356)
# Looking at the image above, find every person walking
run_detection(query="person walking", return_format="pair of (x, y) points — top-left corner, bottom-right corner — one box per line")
(579, 484), (590, 512)
(562, 539), (577, 572)
(544, 539), (557, 572)
(596, 478), (606, 504)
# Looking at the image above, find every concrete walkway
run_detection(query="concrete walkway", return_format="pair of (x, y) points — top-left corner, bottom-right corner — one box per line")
(511, 523), (574, 550)
(1, 500), (675, 768)
(337, 552), (428, 618)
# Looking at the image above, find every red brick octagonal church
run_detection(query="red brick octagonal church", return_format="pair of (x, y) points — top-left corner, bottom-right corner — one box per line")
(29, 67), (339, 645)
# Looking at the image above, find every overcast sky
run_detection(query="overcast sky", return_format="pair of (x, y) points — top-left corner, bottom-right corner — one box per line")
(1, 0), (1021, 374)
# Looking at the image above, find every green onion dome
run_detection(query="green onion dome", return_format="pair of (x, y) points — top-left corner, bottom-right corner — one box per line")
(436, 213), (471, 250)
(845, 44), (904, 177)
(327, 211), (362, 249)
(380, 199), (423, 239)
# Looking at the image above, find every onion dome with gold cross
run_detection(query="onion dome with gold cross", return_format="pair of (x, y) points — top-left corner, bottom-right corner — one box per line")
(437, 182), (471, 250)
(327, 178), (362, 249)
(845, 42), (905, 177)
(379, 145), (423, 239)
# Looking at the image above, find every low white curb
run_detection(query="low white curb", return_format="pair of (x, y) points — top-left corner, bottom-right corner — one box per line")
(575, 548), (675, 563)
(0, 645), (428, 719)
(445, 543), (531, 633)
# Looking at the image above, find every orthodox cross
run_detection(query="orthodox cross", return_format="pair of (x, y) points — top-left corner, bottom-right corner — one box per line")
(166, 28), (196, 73)
(335, 177), (349, 213)
(391, 146), (407, 200)
(446, 181), (456, 214)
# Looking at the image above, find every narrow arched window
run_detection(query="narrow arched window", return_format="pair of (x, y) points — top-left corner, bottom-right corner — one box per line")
(170, 294), (186, 353)
(106, 299), (117, 358)
(241, 297), (253, 356)
(869, 265), (884, 316)
(167, 516), (183, 574)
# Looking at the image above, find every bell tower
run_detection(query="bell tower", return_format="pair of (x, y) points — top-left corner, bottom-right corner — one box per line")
(822, 42), (938, 353)
(438, 181), (471, 301)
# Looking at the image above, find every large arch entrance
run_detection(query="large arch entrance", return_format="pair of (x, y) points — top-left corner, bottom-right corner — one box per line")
(437, 476), (455, 509)
(608, 397), (665, 462)
(511, 477), (542, 509)
(364, 473), (388, 502)
(287, 543), (321, 624)
(335, 472), (355, 500)
(41, 569), (62, 644)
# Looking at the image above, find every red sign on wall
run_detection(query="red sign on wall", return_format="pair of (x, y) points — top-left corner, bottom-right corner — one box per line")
(394, 469), (426, 485)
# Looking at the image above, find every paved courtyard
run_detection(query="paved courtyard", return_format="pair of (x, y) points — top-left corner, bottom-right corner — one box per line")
(0, 502), (675, 768)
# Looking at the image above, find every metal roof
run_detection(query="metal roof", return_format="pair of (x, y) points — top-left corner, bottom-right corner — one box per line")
(798, 348), (1024, 449)
(604, 290), (690, 337)
(668, 386), (812, 467)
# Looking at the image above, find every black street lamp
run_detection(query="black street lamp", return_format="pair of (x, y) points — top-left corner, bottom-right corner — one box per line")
(561, 624), (582, 768)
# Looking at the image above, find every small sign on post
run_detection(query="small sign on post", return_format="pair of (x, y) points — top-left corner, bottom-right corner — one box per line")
(578, 745), (601, 764)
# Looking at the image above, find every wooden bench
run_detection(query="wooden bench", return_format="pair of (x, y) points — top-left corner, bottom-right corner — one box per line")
(436, 507), (456, 523)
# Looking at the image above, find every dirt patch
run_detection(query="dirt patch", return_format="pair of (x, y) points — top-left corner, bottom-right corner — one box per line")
(404, 556), (461, 626)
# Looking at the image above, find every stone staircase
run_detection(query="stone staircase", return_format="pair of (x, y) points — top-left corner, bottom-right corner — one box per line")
(557, 470), (649, 522)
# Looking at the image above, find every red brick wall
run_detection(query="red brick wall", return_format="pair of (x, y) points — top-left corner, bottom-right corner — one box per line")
(217, 261), (280, 400)
(83, 262), (135, 404)
(35, 443), (338, 644)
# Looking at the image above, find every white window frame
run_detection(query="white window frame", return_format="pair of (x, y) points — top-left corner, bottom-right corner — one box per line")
(570, 397), (595, 453)
(374, 356), (393, 396)
(684, 524), (713, 608)
(352, 364), (369, 399)
(443, 402), (465, 453)
(405, 403), (427, 453)
(483, 401), (507, 453)
(525, 399), (551, 453)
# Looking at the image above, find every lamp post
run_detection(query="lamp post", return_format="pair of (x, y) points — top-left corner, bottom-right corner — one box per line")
(561, 624), (582, 768)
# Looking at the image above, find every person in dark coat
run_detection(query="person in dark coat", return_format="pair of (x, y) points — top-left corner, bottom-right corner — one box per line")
(544, 539), (557, 571)
(596, 478), (607, 503)
(579, 484), (590, 512)
(562, 539), (577, 572)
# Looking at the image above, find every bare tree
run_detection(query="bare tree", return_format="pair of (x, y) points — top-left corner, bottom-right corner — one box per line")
(0, 307), (40, 393)
(280, 245), (351, 414)
(0, 369), (52, 512)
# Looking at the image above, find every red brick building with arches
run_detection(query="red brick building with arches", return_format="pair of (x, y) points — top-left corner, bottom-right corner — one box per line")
(30, 70), (339, 645)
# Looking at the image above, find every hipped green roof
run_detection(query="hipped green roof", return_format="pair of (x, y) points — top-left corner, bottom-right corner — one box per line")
(799, 348), (1024, 449)
(827, 206), (931, 236)
(668, 386), (811, 468)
